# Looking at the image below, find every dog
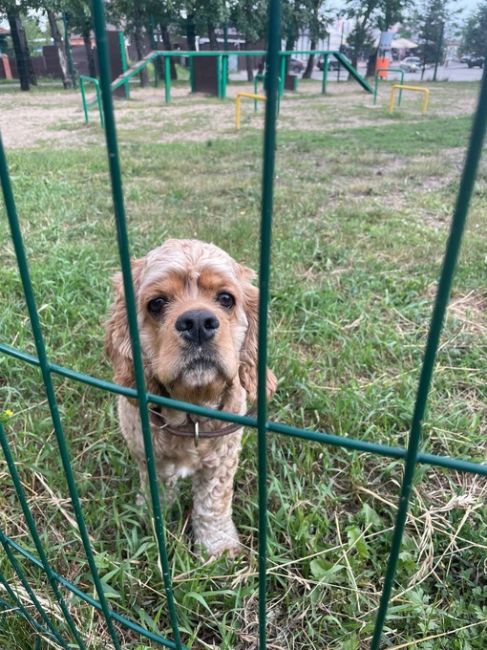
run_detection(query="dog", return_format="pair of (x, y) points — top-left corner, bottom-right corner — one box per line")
(105, 239), (277, 557)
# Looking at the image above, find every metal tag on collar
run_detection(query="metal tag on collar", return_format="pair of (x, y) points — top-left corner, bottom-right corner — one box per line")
(194, 421), (199, 448)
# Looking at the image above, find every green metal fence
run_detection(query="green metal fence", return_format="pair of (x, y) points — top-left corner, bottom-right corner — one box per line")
(0, 0), (486, 648)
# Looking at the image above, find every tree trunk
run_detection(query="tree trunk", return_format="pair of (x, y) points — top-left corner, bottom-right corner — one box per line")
(284, 36), (296, 75)
(208, 23), (218, 50)
(244, 41), (253, 82)
(133, 23), (148, 87)
(82, 23), (96, 78)
(366, 51), (377, 77)
(303, 38), (316, 78)
(160, 23), (177, 80)
(7, 11), (30, 91)
(186, 14), (196, 51)
(47, 9), (71, 89)
(147, 23), (164, 80)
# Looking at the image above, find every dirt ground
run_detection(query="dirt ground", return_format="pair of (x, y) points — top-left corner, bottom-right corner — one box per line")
(0, 79), (479, 151)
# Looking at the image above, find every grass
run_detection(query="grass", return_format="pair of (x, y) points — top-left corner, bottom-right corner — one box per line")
(0, 80), (486, 649)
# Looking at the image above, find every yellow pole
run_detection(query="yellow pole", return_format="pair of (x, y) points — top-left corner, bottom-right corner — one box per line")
(421, 89), (430, 115)
(235, 92), (267, 130)
(236, 94), (242, 129)
(389, 84), (430, 116)
(388, 86), (397, 114)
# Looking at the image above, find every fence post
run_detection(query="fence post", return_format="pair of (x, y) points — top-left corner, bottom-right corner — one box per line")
(370, 64), (487, 650)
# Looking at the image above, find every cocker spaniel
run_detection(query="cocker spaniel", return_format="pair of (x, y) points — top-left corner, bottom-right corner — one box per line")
(105, 239), (277, 557)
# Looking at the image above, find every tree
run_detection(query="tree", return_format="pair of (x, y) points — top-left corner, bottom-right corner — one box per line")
(282, 0), (308, 53)
(42, 2), (72, 88)
(63, 0), (96, 78)
(460, 0), (487, 59)
(377, 0), (411, 31)
(303, 0), (331, 79)
(346, 0), (412, 71)
(345, 0), (379, 69)
(143, 0), (180, 80)
(230, 0), (267, 81)
(412, 0), (460, 79)
(1, 0), (37, 90)
(108, 0), (149, 86)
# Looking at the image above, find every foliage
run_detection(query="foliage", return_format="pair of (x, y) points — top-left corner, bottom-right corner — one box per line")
(345, 0), (413, 67)
(460, 0), (487, 59)
(407, 0), (460, 66)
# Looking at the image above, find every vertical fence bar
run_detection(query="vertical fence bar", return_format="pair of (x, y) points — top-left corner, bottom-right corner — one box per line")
(0, 135), (121, 649)
(0, 426), (86, 648)
(90, 2), (182, 648)
(370, 65), (487, 650)
(257, 2), (282, 649)
(0, 531), (68, 648)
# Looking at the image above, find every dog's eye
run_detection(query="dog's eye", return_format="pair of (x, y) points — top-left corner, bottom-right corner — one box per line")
(147, 296), (169, 316)
(216, 292), (235, 309)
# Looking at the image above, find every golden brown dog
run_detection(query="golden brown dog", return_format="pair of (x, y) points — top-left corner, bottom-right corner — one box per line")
(105, 239), (276, 556)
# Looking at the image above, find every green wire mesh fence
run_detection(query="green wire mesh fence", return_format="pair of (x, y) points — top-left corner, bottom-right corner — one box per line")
(0, 0), (486, 648)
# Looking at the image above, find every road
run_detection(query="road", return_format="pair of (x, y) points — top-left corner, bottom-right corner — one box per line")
(311, 62), (484, 84)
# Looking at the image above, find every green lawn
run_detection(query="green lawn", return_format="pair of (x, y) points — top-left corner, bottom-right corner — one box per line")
(0, 81), (486, 649)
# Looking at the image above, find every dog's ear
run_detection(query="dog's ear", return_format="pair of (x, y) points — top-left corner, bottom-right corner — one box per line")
(105, 260), (144, 390)
(238, 265), (277, 404)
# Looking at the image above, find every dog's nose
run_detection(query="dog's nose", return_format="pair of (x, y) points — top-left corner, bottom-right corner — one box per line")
(175, 310), (220, 344)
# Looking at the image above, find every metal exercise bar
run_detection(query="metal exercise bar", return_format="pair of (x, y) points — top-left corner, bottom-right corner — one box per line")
(236, 92), (266, 128)
(79, 75), (104, 126)
(79, 47), (372, 122)
(373, 67), (405, 105)
(389, 84), (430, 115)
(90, 0), (182, 647)
(370, 64), (487, 650)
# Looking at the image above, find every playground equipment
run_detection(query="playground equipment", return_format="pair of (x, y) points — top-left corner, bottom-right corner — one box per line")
(373, 67), (405, 105)
(80, 49), (373, 124)
(389, 84), (430, 115)
(79, 76), (104, 126)
(236, 92), (266, 129)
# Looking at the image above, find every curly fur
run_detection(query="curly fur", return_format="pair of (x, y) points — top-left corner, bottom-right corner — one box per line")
(105, 239), (276, 556)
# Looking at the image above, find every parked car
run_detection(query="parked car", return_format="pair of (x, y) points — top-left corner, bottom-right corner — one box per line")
(288, 57), (305, 74)
(466, 56), (484, 68)
(317, 56), (340, 71)
(399, 56), (422, 72)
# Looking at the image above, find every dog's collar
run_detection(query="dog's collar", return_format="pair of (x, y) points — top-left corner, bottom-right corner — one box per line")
(149, 405), (256, 447)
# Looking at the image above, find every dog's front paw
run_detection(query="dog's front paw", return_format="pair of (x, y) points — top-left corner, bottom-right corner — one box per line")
(193, 518), (242, 558)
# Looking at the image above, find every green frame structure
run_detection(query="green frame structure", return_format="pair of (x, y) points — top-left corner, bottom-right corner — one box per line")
(373, 67), (405, 105)
(80, 47), (373, 124)
(1, 0), (487, 648)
